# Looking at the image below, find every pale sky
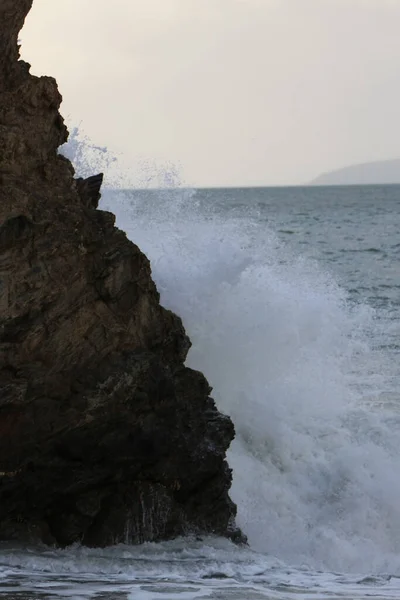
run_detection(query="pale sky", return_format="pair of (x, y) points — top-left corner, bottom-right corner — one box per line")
(21, 0), (400, 187)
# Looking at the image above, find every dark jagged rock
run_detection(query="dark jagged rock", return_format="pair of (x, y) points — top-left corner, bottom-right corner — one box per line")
(76, 173), (104, 209)
(0, 0), (242, 546)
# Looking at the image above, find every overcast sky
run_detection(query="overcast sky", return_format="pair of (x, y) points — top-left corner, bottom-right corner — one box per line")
(21, 0), (400, 187)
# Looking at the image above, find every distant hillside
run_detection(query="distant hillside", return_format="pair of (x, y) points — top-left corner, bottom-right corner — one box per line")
(311, 159), (400, 186)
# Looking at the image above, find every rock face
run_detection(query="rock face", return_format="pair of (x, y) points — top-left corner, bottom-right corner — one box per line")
(0, 0), (240, 546)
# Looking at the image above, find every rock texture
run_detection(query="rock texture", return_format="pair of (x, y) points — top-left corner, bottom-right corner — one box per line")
(0, 0), (240, 546)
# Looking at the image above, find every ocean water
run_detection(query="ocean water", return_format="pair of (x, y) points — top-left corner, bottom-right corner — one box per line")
(2, 184), (400, 599)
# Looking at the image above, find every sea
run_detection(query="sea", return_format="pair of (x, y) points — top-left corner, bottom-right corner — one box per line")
(2, 183), (400, 599)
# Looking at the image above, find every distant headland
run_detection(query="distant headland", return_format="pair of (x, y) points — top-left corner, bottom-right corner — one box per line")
(310, 159), (400, 186)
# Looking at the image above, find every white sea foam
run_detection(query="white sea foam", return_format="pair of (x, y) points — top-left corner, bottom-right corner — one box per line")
(99, 187), (400, 575)
(1, 537), (400, 599)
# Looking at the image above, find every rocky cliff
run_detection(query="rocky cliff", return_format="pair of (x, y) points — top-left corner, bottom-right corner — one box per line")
(0, 0), (240, 546)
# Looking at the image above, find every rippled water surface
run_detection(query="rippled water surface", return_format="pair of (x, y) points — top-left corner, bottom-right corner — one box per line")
(1, 538), (400, 599)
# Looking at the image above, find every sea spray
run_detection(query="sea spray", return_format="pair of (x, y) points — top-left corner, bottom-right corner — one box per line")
(100, 186), (400, 574)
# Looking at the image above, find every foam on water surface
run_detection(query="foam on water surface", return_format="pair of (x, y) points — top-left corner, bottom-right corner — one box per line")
(1, 537), (400, 599)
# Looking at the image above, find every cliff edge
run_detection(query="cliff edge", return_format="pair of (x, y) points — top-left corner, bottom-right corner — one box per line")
(0, 0), (240, 546)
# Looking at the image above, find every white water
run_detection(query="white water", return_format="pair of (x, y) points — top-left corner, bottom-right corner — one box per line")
(3, 536), (399, 599)
(99, 188), (400, 576)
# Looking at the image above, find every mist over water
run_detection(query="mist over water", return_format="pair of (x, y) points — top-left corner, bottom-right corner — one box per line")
(101, 186), (400, 574)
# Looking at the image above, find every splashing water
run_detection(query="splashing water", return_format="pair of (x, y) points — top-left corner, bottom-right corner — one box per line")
(100, 186), (400, 575)
(59, 125), (183, 189)
(59, 126), (118, 179)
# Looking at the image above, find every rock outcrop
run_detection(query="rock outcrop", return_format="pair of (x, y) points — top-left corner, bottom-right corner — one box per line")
(0, 0), (240, 546)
